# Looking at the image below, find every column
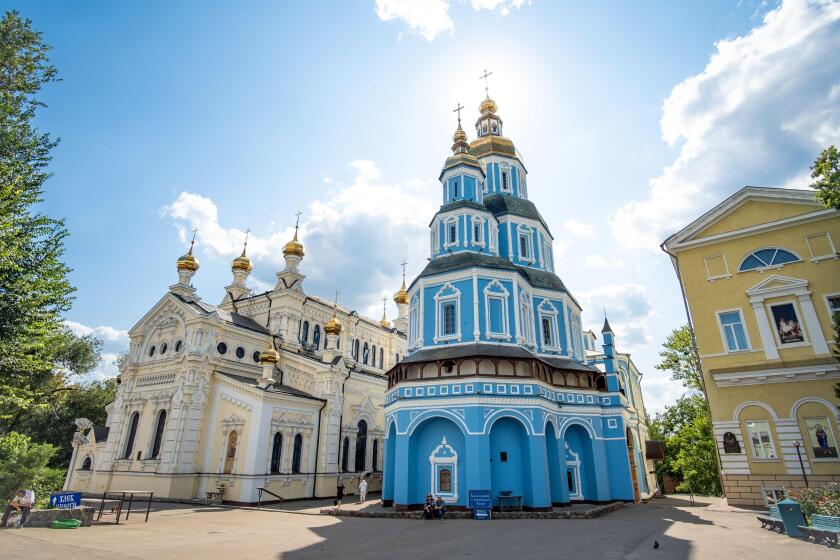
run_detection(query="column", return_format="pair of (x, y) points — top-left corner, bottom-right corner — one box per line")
(751, 301), (780, 360)
(798, 294), (830, 355)
(393, 436), (411, 509)
(527, 435), (552, 509)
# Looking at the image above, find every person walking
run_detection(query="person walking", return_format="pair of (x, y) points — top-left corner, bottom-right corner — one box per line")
(1, 490), (33, 528)
(335, 481), (345, 510)
(358, 477), (368, 503)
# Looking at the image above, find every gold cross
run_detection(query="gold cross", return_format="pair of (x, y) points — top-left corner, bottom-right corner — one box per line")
(294, 210), (302, 232)
(243, 227), (251, 246)
(400, 260), (408, 280)
(479, 69), (493, 96)
(453, 102), (464, 125)
(334, 290), (340, 307)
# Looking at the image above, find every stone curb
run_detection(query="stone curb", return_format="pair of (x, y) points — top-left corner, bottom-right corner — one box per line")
(319, 502), (624, 520)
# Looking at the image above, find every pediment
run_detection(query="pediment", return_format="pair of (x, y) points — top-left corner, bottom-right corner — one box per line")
(745, 274), (809, 296)
(128, 292), (201, 337)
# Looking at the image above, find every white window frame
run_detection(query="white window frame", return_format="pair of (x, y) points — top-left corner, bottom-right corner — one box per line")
(472, 216), (486, 247)
(483, 280), (511, 340)
(430, 226), (438, 256)
(519, 292), (534, 346)
(716, 308), (751, 353)
(745, 420), (777, 459)
(500, 163), (510, 192)
(537, 300), (560, 352)
(805, 232), (837, 263)
(434, 284), (461, 342)
(409, 300), (421, 348)
(429, 437), (458, 504)
(444, 218), (459, 248)
(824, 292), (840, 320)
(452, 177), (459, 199)
(517, 225), (535, 263)
(704, 253), (732, 281)
(738, 247), (802, 273)
(766, 299), (810, 348)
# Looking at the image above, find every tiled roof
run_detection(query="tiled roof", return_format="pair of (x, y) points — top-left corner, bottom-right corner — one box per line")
(400, 343), (597, 373)
(483, 194), (552, 236)
(218, 371), (323, 401)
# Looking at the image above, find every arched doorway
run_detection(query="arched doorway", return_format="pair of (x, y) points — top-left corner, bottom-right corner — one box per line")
(564, 424), (596, 500)
(489, 417), (532, 507)
(407, 416), (466, 506)
(626, 427), (640, 503)
(545, 421), (564, 505)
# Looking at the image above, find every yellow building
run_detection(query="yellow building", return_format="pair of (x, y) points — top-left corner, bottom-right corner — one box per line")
(663, 186), (840, 508)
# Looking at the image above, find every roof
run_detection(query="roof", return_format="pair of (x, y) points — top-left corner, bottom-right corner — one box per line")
(400, 343), (598, 373)
(92, 426), (110, 442)
(468, 135), (520, 162)
(483, 194), (552, 236)
(218, 371), (323, 401)
(416, 252), (574, 303)
(173, 294), (271, 334)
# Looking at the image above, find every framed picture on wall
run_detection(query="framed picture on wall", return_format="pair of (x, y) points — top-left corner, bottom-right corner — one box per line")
(805, 417), (838, 459)
(769, 302), (805, 344)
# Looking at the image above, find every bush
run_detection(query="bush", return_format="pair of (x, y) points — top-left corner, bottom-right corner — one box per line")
(0, 431), (58, 503)
(785, 483), (840, 517)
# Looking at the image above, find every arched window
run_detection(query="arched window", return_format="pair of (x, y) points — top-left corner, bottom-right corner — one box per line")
(80, 456), (92, 470)
(354, 340), (360, 360)
(739, 248), (799, 272)
(291, 434), (303, 474)
(395, 353), (400, 363)
(379, 348), (384, 369)
(224, 431), (238, 474)
(371, 345), (377, 367)
(439, 468), (452, 492)
(336, 336), (340, 349)
(372, 439), (379, 471)
(363, 343), (369, 365)
(150, 410), (167, 459)
(270, 432), (282, 473)
(341, 436), (350, 472)
(123, 412), (140, 459)
(355, 420), (367, 472)
(301, 321), (309, 344)
(313, 325), (321, 349)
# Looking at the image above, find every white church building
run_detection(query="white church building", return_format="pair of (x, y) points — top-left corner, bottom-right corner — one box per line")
(64, 227), (407, 504)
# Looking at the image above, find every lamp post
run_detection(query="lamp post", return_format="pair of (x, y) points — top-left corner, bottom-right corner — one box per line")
(793, 441), (809, 488)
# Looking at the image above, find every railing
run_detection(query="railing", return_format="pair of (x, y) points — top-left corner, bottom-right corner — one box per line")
(257, 487), (284, 510)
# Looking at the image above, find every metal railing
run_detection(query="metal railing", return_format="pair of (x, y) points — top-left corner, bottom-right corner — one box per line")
(257, 487), (284, 510)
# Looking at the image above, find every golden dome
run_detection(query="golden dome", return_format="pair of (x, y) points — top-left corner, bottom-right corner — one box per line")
(260, 340), (279, 364)
(324, 310), (342, 335)
(452, 124), (467, 143)
(393, 279), (409, 305)
(379, 314), (391, 329)
(177, 238), (199, 272)
(282, 231), (305, 258)
(232, 249), (252, 273)
(479, 96), (497, 115)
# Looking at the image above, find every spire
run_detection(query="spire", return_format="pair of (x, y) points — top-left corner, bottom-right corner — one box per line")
(451, 102), (469, 154)
(325, 290), (342, 335)
(379, 297), (391, 328)
(282, 211), (305, 259)
(601, 315), (613, 334)
(177, 228), (200, 272)
(476, 69), (502, 137)
(394, 260), (409, 305)
(231, 228), (253, 273)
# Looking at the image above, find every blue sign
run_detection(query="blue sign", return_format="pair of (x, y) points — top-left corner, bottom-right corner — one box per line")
(469, 490), (492, 520)
(50, 492), (81, 509)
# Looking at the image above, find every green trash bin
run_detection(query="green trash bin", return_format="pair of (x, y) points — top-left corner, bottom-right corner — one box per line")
(777, 499), (806, 538)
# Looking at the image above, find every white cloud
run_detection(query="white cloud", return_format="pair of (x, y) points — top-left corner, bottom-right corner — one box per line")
(562, 219), (594, 238)
(612, 0), (840, 250)
(584, 254), (623, 269)
(163, 160), (438, 319)
(374, 0), (529, 40)
(375, 0), (453, 41)
(576, 283), (655, 349)
(65, 320), (128, 342)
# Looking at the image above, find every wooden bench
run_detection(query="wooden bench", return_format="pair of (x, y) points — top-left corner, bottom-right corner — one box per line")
(798, 514), (840, 547)
(757, 505), (784, 532)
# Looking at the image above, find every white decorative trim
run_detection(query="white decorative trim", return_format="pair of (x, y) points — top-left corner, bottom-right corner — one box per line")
(715, 307), (752, 353)
(484, 279), (511, 340)
(429, 437), (458, 503)
(714, 362), (840, 387)
(733, 400), (779, 421)
(805, 232), (837, 262)
(704, 253), (731, 281)
(433, 283), (462, 343)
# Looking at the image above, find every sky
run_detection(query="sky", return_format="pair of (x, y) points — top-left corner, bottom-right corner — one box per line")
(7, 0), (840, 413)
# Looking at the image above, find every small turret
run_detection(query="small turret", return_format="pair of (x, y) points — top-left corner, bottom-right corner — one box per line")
(226, 229), (253, 301)
(258, 339), (278, 389)
(171, 229), (201, 301)
(393, 262), (410, 333)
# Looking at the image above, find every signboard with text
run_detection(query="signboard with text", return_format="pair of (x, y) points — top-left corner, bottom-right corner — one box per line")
(50, 492), (82, 509)
(469, 489), (492, 520)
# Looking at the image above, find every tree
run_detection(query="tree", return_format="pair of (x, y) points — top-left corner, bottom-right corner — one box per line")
(655, 324), (703, 392)
(811, 145), (840, 210)
(0, 11), (100, 427)
(0, 431), (60, 504)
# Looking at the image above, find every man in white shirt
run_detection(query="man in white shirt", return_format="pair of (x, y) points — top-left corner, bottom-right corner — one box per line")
(2, 490), (33, 528)
(358, 478), (368, 503)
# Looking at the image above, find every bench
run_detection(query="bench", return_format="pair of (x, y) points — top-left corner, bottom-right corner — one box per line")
(798, 514), (840, 547)
(757, 505), (784, 532)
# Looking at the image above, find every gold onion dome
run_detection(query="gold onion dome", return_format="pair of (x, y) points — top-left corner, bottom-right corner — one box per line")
(177, 240), (199, 272)
(379, 313), (391, 329)
(260, 340), (279, 364)
(282, 231), (305, 258)
(394, 280), (409, 305)
(479, 96), (497, 115)
(324, 311), (342, 335)
(231, 248), (252, 273)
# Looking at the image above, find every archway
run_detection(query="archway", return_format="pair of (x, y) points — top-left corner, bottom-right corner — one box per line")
(564, 424), (596, 500)
(489, 417), (532, 507)
(545, 421), (564, 505)
(383, 422), (397, 505)
(626, 427), (640, 503)
(355, 420), (368, 472)
(407, 416), (466, 506)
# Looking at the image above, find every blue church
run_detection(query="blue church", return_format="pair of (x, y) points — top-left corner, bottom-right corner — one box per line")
(382, 92), (651, 511)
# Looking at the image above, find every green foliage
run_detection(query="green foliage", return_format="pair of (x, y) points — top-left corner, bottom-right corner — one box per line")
(811, 145), (840, 210)
(16, 378), (117, 467)
(0, 431), (58, 502)
(649, 395), (721, 496)
(655, 325), (703, 392)
(785, 483), (840, 518)
(0, 10), (82, 425)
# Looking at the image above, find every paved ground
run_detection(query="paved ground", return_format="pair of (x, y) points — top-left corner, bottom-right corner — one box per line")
(0, 495), (836, 559)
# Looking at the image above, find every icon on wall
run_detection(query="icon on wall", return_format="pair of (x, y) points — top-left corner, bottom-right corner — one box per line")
(769, 303), (804, 344)
(805, 417), (838, 459)
(722, 432), (741, 454)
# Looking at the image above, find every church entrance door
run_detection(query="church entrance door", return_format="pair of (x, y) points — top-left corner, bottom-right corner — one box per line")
(626, 427), (640, 503)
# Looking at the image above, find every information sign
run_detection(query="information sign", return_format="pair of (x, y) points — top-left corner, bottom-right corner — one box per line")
(50, 492), (82, 509)
(469, 489), (492, 520)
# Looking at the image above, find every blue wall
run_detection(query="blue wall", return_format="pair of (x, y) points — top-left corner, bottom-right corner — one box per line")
(408, 417), (466, 505)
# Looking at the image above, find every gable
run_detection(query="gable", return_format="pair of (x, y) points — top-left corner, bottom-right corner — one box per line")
(688, 199), (820, 241)
(128, 292), (199, 337)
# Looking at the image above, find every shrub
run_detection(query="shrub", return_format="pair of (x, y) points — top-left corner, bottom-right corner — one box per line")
(0, 431), (58, 502)
(785, 483), (840, 517)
